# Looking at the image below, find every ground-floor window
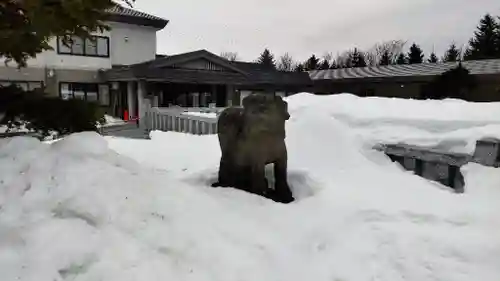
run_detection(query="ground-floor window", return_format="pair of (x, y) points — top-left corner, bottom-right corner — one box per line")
(59, 82), (110, 106)
(0, 80), (43, 91)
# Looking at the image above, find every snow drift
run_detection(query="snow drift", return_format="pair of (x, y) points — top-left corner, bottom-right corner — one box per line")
(1, 93), (500, 281)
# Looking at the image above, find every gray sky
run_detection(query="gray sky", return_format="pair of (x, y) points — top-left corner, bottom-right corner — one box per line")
(134, 0), (500, 62)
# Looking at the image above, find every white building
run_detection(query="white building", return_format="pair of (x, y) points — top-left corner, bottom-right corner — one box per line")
(0, 4), (168, 117)
(0, 4), (311, 121)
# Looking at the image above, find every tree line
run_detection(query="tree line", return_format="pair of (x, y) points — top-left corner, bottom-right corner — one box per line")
(221, 13), (500, 72)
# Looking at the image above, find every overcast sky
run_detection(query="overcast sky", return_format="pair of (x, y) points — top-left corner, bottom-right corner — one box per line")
(134, 0), (500, 62)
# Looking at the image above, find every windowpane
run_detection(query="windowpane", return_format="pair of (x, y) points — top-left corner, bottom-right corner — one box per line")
(71, 36), (84, 55)
(96, 37), (109, 57)
(73, 84), (85, 99)
(86, 84), (98, 102)
(85, 37), (98, 56)
(98, 84), (110, 106)
(60, 83), (72, 100)
(58, 37), (71, 53)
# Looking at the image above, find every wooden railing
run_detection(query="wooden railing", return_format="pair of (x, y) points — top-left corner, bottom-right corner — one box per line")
(144, 107), (220, 135)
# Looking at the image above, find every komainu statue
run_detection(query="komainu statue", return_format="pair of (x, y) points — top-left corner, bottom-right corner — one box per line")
(211, 94), (294, 203)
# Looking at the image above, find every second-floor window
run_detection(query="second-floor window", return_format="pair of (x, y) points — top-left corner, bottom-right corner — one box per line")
(57, 35), (109, 58)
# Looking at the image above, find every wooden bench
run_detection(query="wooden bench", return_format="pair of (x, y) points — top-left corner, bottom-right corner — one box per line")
(472, 138), (500, 167)
(375, 138), (500, 194)
(375, 144), (469, 193)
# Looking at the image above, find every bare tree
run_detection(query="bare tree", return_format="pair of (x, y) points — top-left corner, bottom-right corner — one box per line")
(277, 53), (295, 71)
(336, 49), (357, 68)
(220, 51), (239, 61)
(364, 40), (407, 65)
(321, 52), (333, 64)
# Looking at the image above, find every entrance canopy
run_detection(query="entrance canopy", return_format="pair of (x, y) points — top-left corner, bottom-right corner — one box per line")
(102, 49), (312, 88)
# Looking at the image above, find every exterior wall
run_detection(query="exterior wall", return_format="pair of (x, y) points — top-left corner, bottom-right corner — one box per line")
(467, 76), (500, 101)
(109, 22), (157, 66)
(313, 74), (500, 101)
(0, 22), (157, 70)
(315, 80), (423, 99)
(0, 66), (45, 83)
(0, 30), (112, 70)
(0, 21), (159, 98)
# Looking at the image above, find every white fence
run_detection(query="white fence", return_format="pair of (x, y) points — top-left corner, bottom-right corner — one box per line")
(144, 107), (221, 135)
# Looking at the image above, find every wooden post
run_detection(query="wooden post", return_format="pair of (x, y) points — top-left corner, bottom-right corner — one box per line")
(414, 158), (424, 176)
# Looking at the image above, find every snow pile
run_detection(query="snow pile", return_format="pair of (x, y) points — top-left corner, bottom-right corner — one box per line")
(1, 93), (500, 280)
(99, 115), (127, 127)
(286, 93), (500, 153)
(0, 124), (30, 134)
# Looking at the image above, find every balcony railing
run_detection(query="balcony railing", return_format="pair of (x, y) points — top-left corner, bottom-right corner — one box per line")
(144, 106), (220, 135)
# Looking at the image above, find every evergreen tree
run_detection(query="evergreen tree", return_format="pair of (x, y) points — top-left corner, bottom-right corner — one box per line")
(294, 63), (305, 72)
(343, 53), (354, 68)
(379, 50), (392, 65)
(443, 43), (461, 62)
(407, 43), (424, 64)
(256, 48), (276, 69)
(351, 48), (367, 67)
(428, 52), (438, 63)
(318, 59), (330, 70)
(421, 63), (477, 100)
(396, 53), (407, 64)
(464, 14), (500, 60)
(304, 54), (320, 71)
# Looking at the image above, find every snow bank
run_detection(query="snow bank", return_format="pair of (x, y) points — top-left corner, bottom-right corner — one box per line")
(286, 93), (500, 153)
(1, 93), (500, 280)
(99, 115), (126, 127)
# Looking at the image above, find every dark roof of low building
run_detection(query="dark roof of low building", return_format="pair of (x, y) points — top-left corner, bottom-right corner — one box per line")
(134, 50), (246, 74)
(105, 50), (312, 86)
(309, 59), (500, 81)
(230, 61), (311, 85)
(106, 4), (168, 29)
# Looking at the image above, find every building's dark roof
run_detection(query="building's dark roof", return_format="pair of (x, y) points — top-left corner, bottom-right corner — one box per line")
(230, 61), (311, 85)
(136, 50), (248, 75)
(309, 59), (500, 81)
(105, 50), (312, 86)
(106, 4), (168, 29)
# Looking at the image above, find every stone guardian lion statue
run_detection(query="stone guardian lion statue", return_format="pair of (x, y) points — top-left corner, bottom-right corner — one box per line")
(211, 94), (294, 203)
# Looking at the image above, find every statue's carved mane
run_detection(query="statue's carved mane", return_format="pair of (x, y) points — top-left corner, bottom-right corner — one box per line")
(240, 94), (289, 139)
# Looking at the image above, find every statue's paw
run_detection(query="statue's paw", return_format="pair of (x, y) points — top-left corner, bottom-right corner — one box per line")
(272, 187), (295, 204)
(278, 195), (295, 204)
(211, 182), (231, 188)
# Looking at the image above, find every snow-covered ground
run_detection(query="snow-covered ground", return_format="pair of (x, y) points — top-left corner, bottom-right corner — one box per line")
(1, 93), (500, 281)
(287, 94), (500, 154)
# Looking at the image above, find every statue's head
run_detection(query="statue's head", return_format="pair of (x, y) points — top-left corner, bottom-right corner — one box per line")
(241, 94), (290, 138)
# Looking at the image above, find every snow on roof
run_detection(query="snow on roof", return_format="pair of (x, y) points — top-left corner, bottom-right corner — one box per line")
(309, 59), (500, 80)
